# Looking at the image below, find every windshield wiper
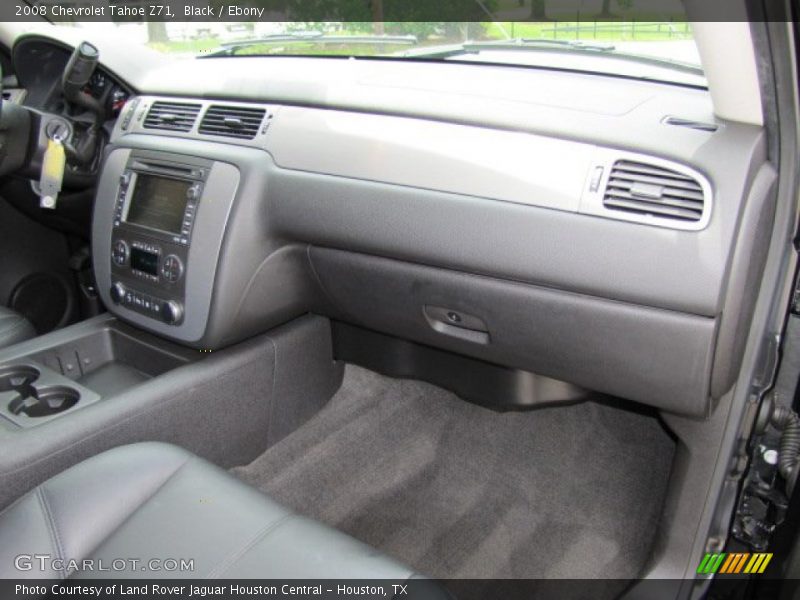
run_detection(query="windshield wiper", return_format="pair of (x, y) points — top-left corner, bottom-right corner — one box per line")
(397, 37), (615, 59)
(202, 33), (418, 57)
(400, 37), (704, 77)
(464, 38), (616, 52)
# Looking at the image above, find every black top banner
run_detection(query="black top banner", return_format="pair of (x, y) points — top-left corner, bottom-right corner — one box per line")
(1, 0), (767, 23)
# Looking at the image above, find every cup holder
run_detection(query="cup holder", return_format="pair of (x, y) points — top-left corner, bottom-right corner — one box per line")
(0, 365), (39, 393)
(0, 362), (97, 426)
(8, 386), (80, 418)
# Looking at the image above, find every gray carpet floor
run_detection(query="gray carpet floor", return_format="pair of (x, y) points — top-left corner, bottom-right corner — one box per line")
(232, 365), (675, 580)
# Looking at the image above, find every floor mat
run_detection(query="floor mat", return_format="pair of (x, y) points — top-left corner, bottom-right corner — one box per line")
(232, 364), (675, 580)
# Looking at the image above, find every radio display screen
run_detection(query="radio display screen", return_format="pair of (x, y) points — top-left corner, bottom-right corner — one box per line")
(130, 247), (159, 276)
(131, 248), (158, 276)
(126, 174), (190, 234)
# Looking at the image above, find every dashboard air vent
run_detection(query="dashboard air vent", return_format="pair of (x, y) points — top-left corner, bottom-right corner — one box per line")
(602, 160), (706, 223)
(143, 101), (201, 132)
(198, 105), (266, 140)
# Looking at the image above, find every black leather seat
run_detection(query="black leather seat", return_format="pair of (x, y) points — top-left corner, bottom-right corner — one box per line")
(0, 306), (35, 350)
(0, 442), (441, 588)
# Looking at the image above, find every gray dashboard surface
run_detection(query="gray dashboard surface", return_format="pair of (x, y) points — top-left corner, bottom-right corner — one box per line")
(77, 43), (772, 413)
(95, 100), (769, 415)
(266, 114), (764, 318)
(108, 91), (764, 318)
(135, 56), (727, 161)
(310, 247), (717, 415)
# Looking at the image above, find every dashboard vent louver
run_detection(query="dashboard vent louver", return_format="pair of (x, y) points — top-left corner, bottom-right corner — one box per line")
(602, 160), (706, 223)
(143, 101), (201, 132)
(198, 105), (266, 140)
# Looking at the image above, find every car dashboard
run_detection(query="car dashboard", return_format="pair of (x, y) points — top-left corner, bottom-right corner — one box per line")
(2, 32), (776, 420)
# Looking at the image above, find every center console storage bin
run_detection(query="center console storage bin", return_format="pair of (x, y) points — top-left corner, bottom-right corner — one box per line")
(0, 315), (197, 407)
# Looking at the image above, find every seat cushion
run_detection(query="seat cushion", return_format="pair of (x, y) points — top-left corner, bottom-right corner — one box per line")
(0, 306), (35, 350)
(0, 442), (433, 583)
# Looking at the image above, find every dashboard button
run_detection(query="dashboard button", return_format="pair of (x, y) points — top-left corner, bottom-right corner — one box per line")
(161, 300), (183, 325)
(186, 184), (201, 201)
(109, 283), (125, 304)
(112, 240), (129, 266)
(160, 254), (184, 283)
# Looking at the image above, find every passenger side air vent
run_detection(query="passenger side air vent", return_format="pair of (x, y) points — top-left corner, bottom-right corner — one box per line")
(143, 101), (201, 132)
(198, 105), (266, 140)
(602, 160), (706, 223)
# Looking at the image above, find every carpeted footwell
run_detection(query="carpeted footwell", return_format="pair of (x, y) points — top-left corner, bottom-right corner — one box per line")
(232, 365), (675, 581)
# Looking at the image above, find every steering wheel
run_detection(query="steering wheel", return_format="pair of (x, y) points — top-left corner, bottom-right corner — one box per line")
(0, 64), (32, 178)
(0, 40), (102, 181)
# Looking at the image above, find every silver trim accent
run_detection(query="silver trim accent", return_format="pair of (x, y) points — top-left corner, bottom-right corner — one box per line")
(579, 148), (713, 231)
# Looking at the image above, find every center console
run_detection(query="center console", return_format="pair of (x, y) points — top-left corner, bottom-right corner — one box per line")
(92, 97), (322, 349)
(93, 147), (241, 344)
(109, 153), (209, 326)
(0, 314), (197, 431)
(0, 98), (333, 510)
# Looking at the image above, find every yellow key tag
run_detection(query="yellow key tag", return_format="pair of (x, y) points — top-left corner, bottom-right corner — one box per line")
(39, 138), (66, 209)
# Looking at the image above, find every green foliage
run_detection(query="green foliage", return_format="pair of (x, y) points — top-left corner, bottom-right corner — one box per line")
(335, 22), (485, 39)
(238, 0), (496, 24)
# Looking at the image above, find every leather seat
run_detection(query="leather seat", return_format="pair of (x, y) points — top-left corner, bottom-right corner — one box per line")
(0, 306), (35, 349)
(0, 442), (441, 591)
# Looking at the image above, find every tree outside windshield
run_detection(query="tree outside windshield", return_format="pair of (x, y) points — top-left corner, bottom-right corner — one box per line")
(64, 19), (699, 66)
(50, 0), (700, 71)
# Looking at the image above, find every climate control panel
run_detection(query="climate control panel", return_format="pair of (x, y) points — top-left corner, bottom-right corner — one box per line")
(109, 234), (189, 325)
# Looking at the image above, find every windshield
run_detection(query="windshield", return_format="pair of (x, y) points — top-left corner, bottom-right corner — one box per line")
(51, 20), (703, 86)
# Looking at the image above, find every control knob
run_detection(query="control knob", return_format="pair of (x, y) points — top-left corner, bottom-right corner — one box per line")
(186, 184), (201, 201)
(161, 300), (183, 325)
(109, 282), (125, 304)
(111, 239), (129, 266)
(160, 254), (184, 283)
